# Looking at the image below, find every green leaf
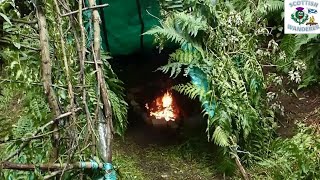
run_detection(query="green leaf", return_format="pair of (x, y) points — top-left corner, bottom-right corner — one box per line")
(13, 42), (21, 49)
(0, 12), (12, 25)
(212, 126), (230, 147)
(16, 70), (22, 80)
(10, 61), (18, 69)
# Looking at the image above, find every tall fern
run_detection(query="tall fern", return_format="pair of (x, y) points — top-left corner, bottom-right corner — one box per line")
(147, 0), (275, 160)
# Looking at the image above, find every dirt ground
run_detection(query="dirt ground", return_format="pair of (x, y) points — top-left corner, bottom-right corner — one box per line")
(275, 84), (320, 137)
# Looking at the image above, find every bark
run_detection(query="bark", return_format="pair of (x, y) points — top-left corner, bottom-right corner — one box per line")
(78, 0), (96, 152)
(234, 155), (250, 180)
(88, 0), (113, 162)
(53, 0), (77, 160)
(0, 161), (105, 171)
(62, 4), (109, 17)
(36, 1), (62, 161)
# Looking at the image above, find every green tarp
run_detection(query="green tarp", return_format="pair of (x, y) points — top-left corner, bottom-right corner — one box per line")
(98, 0), (160, 56)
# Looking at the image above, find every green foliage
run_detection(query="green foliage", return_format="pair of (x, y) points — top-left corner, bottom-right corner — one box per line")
(0, 0), (128, 178)
(0, 86), (51, 179)
(147, 0), (275, 157)
(266, 0), (284, 13)
(278, 34), (320, 88)
(251, 124), (320, 179)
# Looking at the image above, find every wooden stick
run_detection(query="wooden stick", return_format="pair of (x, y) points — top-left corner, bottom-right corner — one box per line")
(61, 4), (109, 17)
(78, 0), (97, 153)
(88, 0), (113, 163)
(0, 161), (105, 171)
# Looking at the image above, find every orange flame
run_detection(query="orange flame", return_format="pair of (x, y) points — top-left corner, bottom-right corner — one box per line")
(146, 91), (178, 121)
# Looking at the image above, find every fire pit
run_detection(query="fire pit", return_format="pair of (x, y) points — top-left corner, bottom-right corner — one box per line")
(128, 89), (182, 128)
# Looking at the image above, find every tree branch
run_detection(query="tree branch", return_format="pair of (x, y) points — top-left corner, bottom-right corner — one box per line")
(11, 19), (38, 24)
(88, 0), (113, 163)
(61, 4), (109, 17)
(0, 161), (106, 171)
(36, 0), (62, 162)
(53, 0), (78, 161)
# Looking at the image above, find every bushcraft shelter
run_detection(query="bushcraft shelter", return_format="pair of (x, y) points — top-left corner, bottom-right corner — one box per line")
(95, 0), (161, 56)
(87, 0), (215, 117)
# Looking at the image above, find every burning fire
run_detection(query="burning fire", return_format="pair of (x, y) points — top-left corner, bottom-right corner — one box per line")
(145, 91), (179, 121)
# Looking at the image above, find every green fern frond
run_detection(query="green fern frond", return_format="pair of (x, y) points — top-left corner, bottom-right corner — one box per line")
(108, 90), (128, 136)
(266, 0), (284, 13)
(12, 117), (35, 138)
(281, 34), (318, 60)
(173, 82), (203, 100)
(280, 34), (296, 60)
(174, 12), (207, 37)
(144, 23), (189, 45)
(212, 126), (230, 147)
(169, 49), (202, 64)
(157, 62), (185, 78)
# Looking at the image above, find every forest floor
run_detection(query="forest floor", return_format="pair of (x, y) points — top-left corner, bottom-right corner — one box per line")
(275, 85), (320, 137)
(1, 81), (320, 179)
(1, 52), (320, 179)
(111, 84), (320, 180)
(112, 122), (219, 180)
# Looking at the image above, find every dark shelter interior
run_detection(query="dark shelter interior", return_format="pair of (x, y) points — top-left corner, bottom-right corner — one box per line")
(109, 49), (208, 146)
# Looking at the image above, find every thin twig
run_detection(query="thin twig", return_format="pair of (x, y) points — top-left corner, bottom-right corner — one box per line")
(61, 4), (109, 17)
(53, 0), (77, 162)
(78, 0), (96, 153)
(0, 129), (59, 144)
(0, 79), (92, 89)
(11, 19), (38, 24)
(44, 170), (65, 180)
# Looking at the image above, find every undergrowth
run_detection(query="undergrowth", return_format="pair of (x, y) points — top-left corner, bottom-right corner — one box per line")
(250, 124), (320, 180)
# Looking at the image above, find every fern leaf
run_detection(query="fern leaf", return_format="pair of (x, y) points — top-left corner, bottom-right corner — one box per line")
(173, 83), (202, 99)
(157, 62), (185, 78)
(212, 126), (230, 147)
(108, 90), (128, 136)
(174, 12), (207, 37)
(280, 34), (296, 60)
(144, 24), (188, 45)
(266, 0), (284, 13)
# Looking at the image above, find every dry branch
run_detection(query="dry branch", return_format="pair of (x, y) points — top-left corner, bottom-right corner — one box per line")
(88, 0), (113, 163)
(36, 1), (63, 161)
(11, 19), (37, 24)
(53, 0), (78, 160)
(78, 0), (96, 152)
(61, 4), (109, 17)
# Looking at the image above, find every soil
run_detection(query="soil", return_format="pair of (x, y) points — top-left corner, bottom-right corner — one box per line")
(272, 83), (320, 137)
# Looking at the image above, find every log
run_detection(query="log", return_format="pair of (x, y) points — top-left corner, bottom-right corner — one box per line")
(0, 161), (105, 171)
